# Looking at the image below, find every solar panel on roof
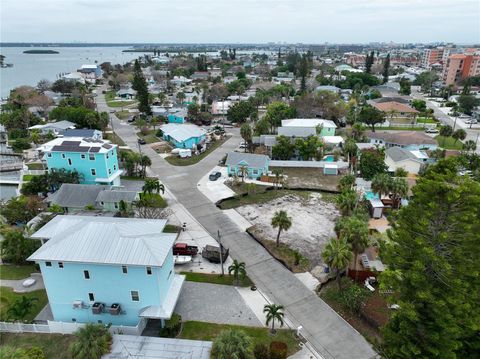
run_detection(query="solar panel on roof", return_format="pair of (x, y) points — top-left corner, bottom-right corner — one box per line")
(61, 141), (81, 146)
(89, 147), (100, 153)
(102, 144), (113, 149)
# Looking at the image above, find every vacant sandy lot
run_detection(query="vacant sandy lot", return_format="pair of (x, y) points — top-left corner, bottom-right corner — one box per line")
(236, 193), (339, 267)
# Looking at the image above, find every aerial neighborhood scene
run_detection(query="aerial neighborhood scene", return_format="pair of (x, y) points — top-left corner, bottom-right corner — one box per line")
(1, 1), (479, 358)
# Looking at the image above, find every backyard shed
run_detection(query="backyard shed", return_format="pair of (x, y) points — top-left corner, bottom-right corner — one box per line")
(323, 163), (338, 175)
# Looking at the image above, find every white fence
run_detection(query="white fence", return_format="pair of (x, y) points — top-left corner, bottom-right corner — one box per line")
(0, 318), (146, 336)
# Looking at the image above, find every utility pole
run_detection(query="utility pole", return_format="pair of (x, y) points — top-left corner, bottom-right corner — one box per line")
(109, 110), (116, 145)
(218, 229), (224, 276)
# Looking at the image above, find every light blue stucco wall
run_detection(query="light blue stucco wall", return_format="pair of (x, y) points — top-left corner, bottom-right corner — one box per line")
(38, 252), (175, 326)
(45, 147), (120, 185)
(163, 134), (206, 149)
(320, 127), (335, 136)
(167, 114), (185, 124)
(227, 159), (270, 179)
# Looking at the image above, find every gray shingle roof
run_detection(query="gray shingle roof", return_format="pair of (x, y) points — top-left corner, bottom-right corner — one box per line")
(62, 129), (97, 138)
(386, 147), (422, 163)
(48, 184), (107, 208)
(96, 190), (138, 203)
(367, 131), (437, 146)
(225, 152), (269, 168)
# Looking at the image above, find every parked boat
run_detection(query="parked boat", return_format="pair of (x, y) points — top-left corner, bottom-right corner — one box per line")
(174, 255), (192, 265)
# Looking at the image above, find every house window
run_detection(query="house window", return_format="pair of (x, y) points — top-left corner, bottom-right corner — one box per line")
(113, 164), (117, 171)
(47, 153), (52, 158)
(88, 292), (95, 301)
(91, 169), (96, 176)
(84, 270), (90, 279)
(122, 265), (128, 274)
(100, 201), (104, 205)
(58, 262), (64, 268)
(167, 270), (172, 280)
(72, 318), (76, 322)
(61, 153), (66, 159)
(106, 153), (109, 159)
(108, 169), (112, 175)
(46, 261), (52, 267)
(67, 159), (72, 166)
(97, 320), (103, 324)
(146, 267), (152, 275)
(81, 154), (86, 159)
(89, 154), (95, 161)
(114, 202), (119, 209)
(131, 291), (140, 301)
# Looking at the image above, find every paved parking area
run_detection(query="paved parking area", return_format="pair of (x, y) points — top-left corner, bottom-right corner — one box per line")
(174, 281), (262, 327)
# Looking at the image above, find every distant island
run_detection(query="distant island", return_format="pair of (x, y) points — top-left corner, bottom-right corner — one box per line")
(23, 49), (59, 54)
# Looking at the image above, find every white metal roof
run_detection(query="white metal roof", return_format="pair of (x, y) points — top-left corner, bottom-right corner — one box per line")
(323, 136), (344, 145)
(161, 123), (206, 142)
(281, 118), (337, 128)
(28, 216), (175, 267)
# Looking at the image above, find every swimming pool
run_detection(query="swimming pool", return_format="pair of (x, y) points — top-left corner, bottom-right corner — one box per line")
(364, 191), (379, 200)
(323, 155), (335, 162)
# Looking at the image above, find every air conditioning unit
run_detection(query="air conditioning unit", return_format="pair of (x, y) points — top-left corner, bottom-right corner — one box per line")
(109, 303), (121, 315)
(92, 302), (105, 314)
(72, 300), (83, 309)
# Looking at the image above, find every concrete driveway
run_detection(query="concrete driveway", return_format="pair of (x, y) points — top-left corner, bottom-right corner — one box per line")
(174, 281), (262, 327)
(196, 166), (235, 203)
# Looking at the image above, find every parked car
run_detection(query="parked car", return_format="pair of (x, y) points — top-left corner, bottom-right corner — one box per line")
(209, 171), (222, 181)
(202, 245), (229, 263)
(138, 138), (146, 145)
(127, 117), (136, 123)
(464, 119), (478, 124)
(173, 243), (199, 256)
(425, 127), (439, 134)
(238, 142), (248, 149)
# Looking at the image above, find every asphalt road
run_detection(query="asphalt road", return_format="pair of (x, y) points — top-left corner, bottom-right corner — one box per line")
(96, 88), (377, 359)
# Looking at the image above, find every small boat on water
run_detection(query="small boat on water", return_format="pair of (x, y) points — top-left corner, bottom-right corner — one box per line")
(174, 255), (192, 265)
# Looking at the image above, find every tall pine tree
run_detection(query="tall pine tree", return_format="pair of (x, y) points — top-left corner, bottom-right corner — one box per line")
(380, 159), (480, 359)
(132, 59), (151, 115)
(382, 53), (390, 84)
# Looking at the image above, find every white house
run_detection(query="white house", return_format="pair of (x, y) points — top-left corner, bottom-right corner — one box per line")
(278, 118), (337, 137)
(385, 147), (432, 174)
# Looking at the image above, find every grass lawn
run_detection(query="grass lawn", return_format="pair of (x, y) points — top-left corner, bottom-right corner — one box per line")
(435, 135), (464, 150)
(163, 224), (180, 233)
(0, 287), (48, 322)
(115, 110), (132, 119)
(26, 163), (45, 170)
(0, 264), (38, 280)
(104, 132), (126, 146)
(180, 321), (301, 356)
(165, 137), (229, 166)
(120, 175), (144, 181)
(0, 332), (75, 359)
(271, 167), (341, 192)
(105, 90), (135, 108)
(218, 186), (313, 210)
(137, 130), (161, 144)
(251, 233), (310, 273)
(417, 117), (437, 124)
(22, 174), (37, 181)
(180, 272), (254, 287)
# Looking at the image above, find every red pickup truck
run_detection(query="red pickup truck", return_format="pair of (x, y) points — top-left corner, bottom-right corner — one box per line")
(173, 243), (199, 256)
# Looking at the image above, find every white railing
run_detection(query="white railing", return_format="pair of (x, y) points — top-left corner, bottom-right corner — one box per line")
(0, 318), (146, 336)
(23, 169), (47, 176)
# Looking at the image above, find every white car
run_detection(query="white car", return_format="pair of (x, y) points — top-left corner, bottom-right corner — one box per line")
(464, 119), (478, 124)
(424, 127), (439, 134)
(238, 142), (248, 149)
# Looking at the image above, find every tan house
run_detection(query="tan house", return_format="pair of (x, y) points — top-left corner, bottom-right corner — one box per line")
(372, 101), (419, 125)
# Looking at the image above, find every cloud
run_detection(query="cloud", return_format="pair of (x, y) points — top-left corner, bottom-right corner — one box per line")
(1, 0), (478, 43)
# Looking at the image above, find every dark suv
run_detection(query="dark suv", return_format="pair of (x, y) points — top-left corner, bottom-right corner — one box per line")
(209, 171), (221, 181)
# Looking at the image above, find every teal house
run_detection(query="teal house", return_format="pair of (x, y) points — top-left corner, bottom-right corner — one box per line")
(226, 152), (270, 179)
(167, 109), (187, 124)
(161, 123), (206, 149)
(39, 137), (122, 186)
(28, 216), (185, 328)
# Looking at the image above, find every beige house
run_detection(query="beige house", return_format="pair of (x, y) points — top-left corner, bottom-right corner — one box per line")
(372, 101), (419, 125)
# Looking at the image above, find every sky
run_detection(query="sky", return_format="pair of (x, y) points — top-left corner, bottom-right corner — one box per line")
(1, 0), (479, 44)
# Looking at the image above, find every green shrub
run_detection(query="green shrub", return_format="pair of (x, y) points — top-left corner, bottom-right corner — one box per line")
(253, 343), (269, 359)
(159, 312), (182, 338)
(25, 347), (45, 359)
(12, 138), (32, 151)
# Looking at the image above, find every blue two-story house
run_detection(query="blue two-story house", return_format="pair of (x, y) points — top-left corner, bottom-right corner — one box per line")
(226, 152), (270, 180)
(161, 123), (206, 149)
(39, 137), (122, 186)
(167, 108), (187, 124)
(28, 216), (185, 327)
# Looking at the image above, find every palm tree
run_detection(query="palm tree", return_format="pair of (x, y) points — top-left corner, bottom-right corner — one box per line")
(139, 155), (152, 178)
(228, 260), (246, 286)
(390, 177), (408, 209)
(343, 138), (358, 170)
(240, 123), (252, 153)
(338, 174), (355, 191)
(452, 129), (466, 145)
(7, 296), (38, 321)
(339, 216), (369, 281)
(439, 125), (453, 146)
(176, 91), (186, 104)
(371, 173), (392, 198)
(336, 190), (358, 216)
(211, 329), (251, 359)
(271, 210), (292, 247)
(463, 140), (477, 153)
(69, 323), (112, 359)
(272, 168), (283, 189)
(142, 178), (165, 195)
(264, 303), (285, 334)
(322, 238), (352, 290)
(238, 165), (248, 183)
(351, 122), (364, 141)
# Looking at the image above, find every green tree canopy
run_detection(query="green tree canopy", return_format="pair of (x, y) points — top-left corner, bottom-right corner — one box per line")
(359, 149), (387, 180)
